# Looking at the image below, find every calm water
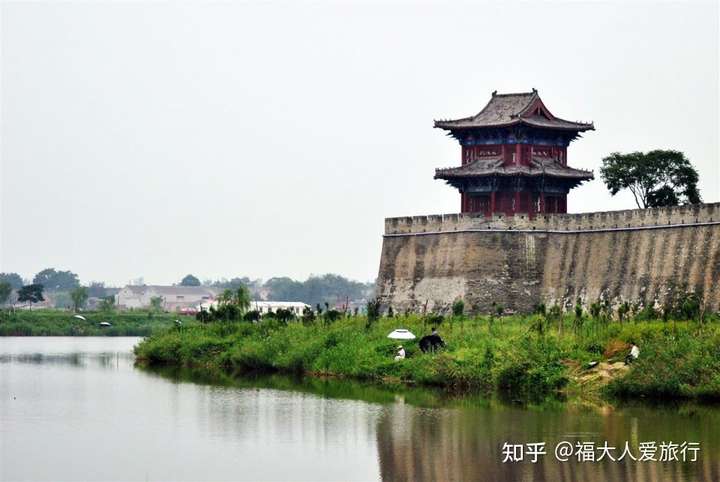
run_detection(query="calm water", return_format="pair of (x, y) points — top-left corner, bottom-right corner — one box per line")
(1, 337), (719, 482)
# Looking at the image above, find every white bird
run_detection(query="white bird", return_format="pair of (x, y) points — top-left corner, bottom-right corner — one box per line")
(73, 315), (86, 321)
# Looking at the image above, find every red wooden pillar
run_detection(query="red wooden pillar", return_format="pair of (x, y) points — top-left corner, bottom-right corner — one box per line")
(490, 191), (496, 216)
(515, 144), (521, 165)
(514, 191), (520, 214)
(540, 192), (545, 214)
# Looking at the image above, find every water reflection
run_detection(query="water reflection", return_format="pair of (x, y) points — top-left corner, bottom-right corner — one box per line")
(1, 337), (719, 482)
(148, 366), (720, 482)
(0, 351), (131, 367)
(375, 401), (720, 482)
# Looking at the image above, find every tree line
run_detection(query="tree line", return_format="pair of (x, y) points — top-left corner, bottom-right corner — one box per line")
(0, 269), (375, 312)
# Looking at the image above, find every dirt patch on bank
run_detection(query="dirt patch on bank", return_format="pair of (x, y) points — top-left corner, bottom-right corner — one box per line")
(578, 362), (629, 384)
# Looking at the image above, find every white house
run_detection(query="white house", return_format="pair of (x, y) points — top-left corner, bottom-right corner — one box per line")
(116, 285), (217, 312)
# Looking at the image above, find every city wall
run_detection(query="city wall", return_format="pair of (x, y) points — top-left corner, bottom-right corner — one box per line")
(376, 203), (720, 313)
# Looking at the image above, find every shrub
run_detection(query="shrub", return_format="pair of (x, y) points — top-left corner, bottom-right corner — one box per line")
(617, 301), (630, 322)
(529, 315), (546, 336)
(275, 308), (295, 324)
(324, 309), (342, 324)
(302, 307), (316, 324)
(243, 310), (261, 322)
(452, 299), (465, 317)
(547, 304), (562, 321)
(424, 314), (444, 327)
(366, 299), (381, 329)
(636, 303), (658, 321)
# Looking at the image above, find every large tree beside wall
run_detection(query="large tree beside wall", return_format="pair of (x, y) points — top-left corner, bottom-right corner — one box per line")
(600, 150), (702, 209)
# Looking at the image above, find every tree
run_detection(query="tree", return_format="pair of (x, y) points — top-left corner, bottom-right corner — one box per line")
(150, 296), (164, 312)
(233, 286), (251, 313)
(70, 286), (89, 312)
(218, 289), (234, 305)
(17, 284), (45, 307)
(264, 274), (374, 307)
(600, 150), (701, 209)
(99, 296), (116, 312)
(32, 268), (80, 292)
(0, 272), (24, 290)
(87, 282), (107, 298)
(0, 282), (12, 306)
(180, 274), (201, 286)
(207, 277), (255, 290)
(366, 298), (381, 329)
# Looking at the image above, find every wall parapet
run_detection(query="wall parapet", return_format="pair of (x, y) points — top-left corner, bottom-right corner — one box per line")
(384, 203), (720, 235)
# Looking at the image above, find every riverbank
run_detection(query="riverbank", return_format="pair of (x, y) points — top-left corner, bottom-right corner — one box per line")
(0, 310), (196, 336)
(134, 314), (720, 401)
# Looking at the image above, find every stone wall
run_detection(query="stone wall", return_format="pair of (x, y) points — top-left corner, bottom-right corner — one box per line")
(377, 203), (720, 313)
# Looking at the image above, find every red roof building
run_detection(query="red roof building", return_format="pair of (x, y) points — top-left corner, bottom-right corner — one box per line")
(434, 89), (594, 216)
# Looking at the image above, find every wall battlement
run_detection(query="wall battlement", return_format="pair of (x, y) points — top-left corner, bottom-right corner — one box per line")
(377, 203), (720, 314)
(385, 203), (720, 235)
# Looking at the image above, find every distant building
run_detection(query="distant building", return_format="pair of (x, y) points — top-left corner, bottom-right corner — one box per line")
(116, 285), (217, 312)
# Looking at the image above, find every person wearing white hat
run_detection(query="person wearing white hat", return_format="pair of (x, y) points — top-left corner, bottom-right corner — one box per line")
(394, 345), (406, 361)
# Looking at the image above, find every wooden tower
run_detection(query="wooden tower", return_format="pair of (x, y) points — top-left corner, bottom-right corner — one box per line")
(434, 89), (594, 216)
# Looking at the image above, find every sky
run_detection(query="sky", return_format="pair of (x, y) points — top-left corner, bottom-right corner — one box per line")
(1, 0), (718, 286)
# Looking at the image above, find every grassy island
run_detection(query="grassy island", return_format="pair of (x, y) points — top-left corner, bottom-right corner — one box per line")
(134, 313), (720, 402)
(0, 310), (196, 336)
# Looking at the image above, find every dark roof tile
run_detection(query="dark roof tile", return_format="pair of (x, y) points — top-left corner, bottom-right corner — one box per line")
(434, 90), (594, 132)
(434, 157), (594, 181)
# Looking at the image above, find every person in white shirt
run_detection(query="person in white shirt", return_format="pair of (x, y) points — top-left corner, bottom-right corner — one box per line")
(625, 342), (640, 364)
(394, 345), (406, 361)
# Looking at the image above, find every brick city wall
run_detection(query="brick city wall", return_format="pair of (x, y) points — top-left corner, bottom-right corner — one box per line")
(376, 203), (720, 313)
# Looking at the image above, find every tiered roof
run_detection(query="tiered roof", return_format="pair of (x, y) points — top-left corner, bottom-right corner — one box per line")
(435, 157), (594, 181)
(434, 90), (594, 132)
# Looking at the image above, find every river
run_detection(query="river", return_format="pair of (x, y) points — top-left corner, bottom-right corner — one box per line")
(1, 337), (718, 481)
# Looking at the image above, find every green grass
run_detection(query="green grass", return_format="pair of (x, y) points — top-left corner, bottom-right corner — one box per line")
(0, 309), (197, 336)
(134, 314), (720, 401)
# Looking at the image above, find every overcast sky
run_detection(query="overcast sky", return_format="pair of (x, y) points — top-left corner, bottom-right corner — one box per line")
(1, 0), (718, 286)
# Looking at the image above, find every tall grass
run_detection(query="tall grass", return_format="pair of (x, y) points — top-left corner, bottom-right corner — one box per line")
(134, 313), (720, 401)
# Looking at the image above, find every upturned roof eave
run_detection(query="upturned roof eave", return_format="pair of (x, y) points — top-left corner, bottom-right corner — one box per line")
(433, 118), (595, 132)
(434, 169), (595, 181)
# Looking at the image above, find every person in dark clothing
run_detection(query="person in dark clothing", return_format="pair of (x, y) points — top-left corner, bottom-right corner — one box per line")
(419, 327), (445, 353)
